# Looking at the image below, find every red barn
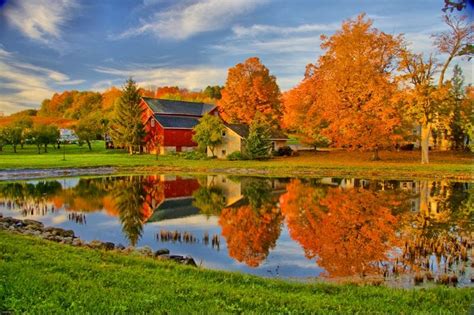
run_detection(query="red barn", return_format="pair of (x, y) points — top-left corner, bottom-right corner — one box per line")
(140, 97), (217, 154)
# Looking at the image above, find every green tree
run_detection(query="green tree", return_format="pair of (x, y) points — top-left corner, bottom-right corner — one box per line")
(448, 65), (471, 150)
(4, 117), (33, 152)
(110, 78), (145, 154)
(74, 112), (103, 151)
(203, 85), (223, 99)
(0, 127), (7, 152)
(192, 114), (225, 157)
(28, 124), (60, 154)
(244, 116), (272, 160)
(192, 186), (225, 217)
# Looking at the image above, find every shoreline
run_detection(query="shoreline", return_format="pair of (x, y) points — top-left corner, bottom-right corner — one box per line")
(0, 165), (473, 181)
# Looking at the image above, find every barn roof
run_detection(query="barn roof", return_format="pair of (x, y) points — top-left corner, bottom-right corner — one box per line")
(225, 123), (288, 140)
(154, 114), (200, 129)
(142, 97), (216, 116)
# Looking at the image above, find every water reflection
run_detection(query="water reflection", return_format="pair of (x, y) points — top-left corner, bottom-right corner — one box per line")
(0, 175), (472, 285)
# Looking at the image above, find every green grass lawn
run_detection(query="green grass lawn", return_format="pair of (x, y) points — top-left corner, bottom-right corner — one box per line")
(0, 231), (472, 314)
(0, 141), (473, 180)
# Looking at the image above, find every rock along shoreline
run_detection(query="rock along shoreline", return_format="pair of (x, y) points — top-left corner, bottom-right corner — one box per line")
(0, 214), (197, 267)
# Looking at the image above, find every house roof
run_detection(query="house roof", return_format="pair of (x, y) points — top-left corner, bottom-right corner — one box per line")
(225, 123), (288, 140)
(142, 97), (216, 116)
(154, 114), (200, 129)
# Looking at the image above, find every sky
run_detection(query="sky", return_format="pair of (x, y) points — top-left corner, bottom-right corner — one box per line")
(0, 0), (472, 115)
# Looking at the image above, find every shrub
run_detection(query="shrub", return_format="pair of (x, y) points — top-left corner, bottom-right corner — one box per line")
(181, 151), (208, 160)
(273, 146), (293, 157)
(227, 151), (246, 160)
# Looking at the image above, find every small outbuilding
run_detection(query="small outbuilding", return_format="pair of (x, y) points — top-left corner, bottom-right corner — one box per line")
(208, 123), (288, 159)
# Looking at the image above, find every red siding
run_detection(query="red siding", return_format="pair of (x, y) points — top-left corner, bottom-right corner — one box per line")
(164, 177), (200, 198)
(163, 129), (196, 147)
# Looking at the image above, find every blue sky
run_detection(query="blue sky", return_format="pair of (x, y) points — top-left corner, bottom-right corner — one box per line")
(0, 0), (472, 114)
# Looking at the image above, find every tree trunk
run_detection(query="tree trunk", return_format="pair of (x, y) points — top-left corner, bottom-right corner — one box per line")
(0, 145), (3, 152)
(420, 123), (431, 164)
(37, 144), (41, 154)
(44, 144), (48, 153)
(87, 140), (92, 151)
(129, 145), (133, 155)
(371, 147), (380, 161)
(13, 144), (17, 153)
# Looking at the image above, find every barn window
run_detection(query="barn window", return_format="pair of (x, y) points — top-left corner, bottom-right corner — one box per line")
(151, 119), (155, 127)
(222, 130), (226, 137)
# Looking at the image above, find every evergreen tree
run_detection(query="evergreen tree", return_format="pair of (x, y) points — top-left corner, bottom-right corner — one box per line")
(110, 78), (144, 154)
(244, 115), (272, 160)
(449, 65), (470, 150)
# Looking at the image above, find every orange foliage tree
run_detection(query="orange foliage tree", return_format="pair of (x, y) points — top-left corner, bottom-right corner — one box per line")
(218, 57), (282, 127)
(283, 15), (403, 160)
(280, 179), (401, 278)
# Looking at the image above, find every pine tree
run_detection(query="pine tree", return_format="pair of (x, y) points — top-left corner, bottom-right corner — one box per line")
(244, 115), (272, 160)
(110, 78), (144, 154)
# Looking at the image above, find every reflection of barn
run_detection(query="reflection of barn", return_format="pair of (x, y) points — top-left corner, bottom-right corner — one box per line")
(145, 175), (201, 222)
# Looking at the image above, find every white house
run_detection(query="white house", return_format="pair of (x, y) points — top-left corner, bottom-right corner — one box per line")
(208, 123), (288, 159)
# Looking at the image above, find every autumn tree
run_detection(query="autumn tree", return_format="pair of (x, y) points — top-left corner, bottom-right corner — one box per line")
(400, 14), (473, 163)
(284, 15), (403, 160)
(282, 78), (329, 150)
(192, 114), (225, 157)
(110, 78), (145, 154)
(218, 57), (282, 127)
(434, 15), (473, 86)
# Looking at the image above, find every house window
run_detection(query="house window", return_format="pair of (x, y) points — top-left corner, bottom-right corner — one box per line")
(222, 131), (226, 137)
(151, 119), (155, 127)
(222, 150), (226, 156)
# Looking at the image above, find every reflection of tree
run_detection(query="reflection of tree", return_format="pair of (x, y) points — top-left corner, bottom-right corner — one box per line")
(219, 205), (282, 267)
(56, 179), (108, 212)
(112, 176), (148, 246)
(396, 181), (473, 280)
(281, 180), (401, 278)
(0, 181), (62, 206)
(193, 186), (225, 217)
(219, 178), (282, 267)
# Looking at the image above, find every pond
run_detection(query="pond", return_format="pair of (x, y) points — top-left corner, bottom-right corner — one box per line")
(0, 174), (472, 287)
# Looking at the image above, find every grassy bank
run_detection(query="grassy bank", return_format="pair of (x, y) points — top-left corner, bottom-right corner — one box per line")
(0, 141), (473, 180)
(0, 231), (472, 313)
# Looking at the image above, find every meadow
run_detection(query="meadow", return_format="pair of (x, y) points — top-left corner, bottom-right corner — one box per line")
(0, 231), (472, 314)
(0, 141), (472, 180)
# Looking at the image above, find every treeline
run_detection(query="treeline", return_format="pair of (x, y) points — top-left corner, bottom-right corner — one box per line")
(0, 85), (222, 153)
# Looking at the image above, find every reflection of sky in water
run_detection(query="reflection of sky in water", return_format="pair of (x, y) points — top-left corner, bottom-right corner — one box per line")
(0, 206), (322, 278)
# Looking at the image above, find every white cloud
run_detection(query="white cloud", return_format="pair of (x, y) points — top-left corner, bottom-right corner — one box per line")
(1, 0), (78, 44)
(0, 49), (83, 114)
(94, 64), (226, 91)
(116, 0), (268, 40)
(232, 23), (339, 38)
